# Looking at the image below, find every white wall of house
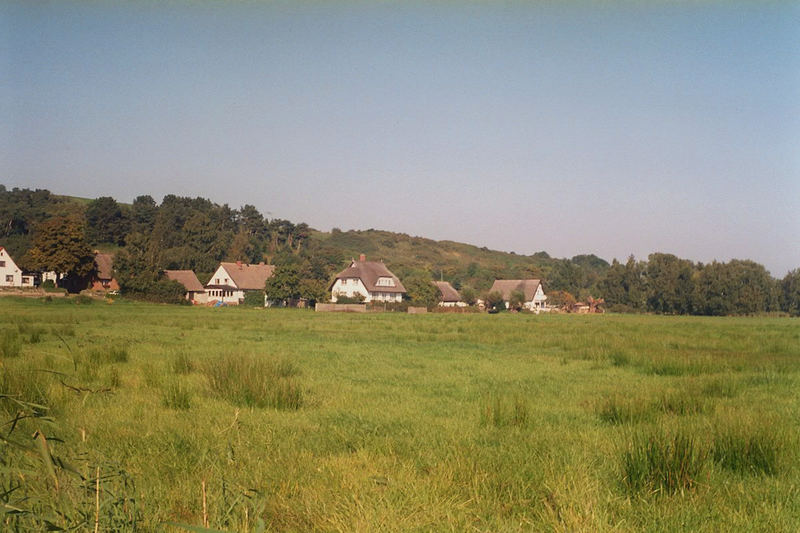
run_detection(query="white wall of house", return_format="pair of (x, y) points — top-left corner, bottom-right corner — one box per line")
(0, 249), (33, 287)
(208, 265), (234, 288)
(331, 278), (403, 303)
(439, 301), (467, 308)
(523, 285), (548, 312)
(205, 288), (244, 304)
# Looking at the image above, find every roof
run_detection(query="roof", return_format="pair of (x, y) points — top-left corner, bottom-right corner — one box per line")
(332, 260), (406, 293)
(164, 270), (205, 292)
(489, 279), (543, 302)
(94, 253), (114, 280)
(433, 281), (461, 302)
(217, 262), (275, 290)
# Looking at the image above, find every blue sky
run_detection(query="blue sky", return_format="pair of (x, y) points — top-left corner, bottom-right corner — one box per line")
(2, 1), (798, 275)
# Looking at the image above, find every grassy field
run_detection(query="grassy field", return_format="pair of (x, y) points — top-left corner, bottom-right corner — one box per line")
(1, 298), (798, 532)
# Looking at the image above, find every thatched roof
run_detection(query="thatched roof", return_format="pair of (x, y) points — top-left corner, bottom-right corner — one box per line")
(489, 279), (542, 301)
(94, 253), (114, 281)
(216, 262), (275, 290)
(433, 281), (461, 302)
(164, 270), (204, 292)
(332, 259), (406, 293)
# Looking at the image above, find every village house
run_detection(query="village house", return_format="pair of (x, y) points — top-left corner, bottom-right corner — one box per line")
(330, 254), (406, 303)
(164, 270), (208, 304)
(489, 279), (548, 313)
(0, 246), (34, 288)
(90, 252), (120, 292)
(433, 281), (466, 307)
(205, 261), (275, 305)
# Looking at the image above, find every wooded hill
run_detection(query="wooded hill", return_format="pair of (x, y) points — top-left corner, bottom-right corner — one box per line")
(2, 184), (798, 315)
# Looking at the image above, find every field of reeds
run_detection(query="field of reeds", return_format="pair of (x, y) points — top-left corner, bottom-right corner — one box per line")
(0, 297), (798, 531)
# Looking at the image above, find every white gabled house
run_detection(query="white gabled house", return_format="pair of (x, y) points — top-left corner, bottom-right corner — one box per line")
(330, 254), (406, 303)
(205, 261), (275, 305)
(489, 279), (548, 313)
(0, 247), (34, 288)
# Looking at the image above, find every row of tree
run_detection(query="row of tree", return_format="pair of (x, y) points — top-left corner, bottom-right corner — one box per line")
(2, 185), (798, 315)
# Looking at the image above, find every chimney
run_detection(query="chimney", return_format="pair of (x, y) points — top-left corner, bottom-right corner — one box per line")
(236, 260), (242, 269)
(359, 253), (366, 262)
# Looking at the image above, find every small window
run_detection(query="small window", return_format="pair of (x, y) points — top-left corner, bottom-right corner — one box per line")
(5, 275), (12, 282)
(216, 278), (220, 284)
(0, 261), (5, 267)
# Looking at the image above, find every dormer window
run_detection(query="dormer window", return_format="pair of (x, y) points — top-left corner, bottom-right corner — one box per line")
(376, 277), (395, 287)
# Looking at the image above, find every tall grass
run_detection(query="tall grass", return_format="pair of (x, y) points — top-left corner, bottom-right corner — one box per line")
(202, 355), (302, 409)
(622, 430), (707, 494)
(479, 394), (530, 428)
(1, 329), (22, 358)
(162, 381), (192, 410)
(88, 345), (129, 364)
(171, 352), (194, 375)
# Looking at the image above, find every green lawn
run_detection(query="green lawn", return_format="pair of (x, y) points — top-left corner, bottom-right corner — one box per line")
(1, 298), (798, 531)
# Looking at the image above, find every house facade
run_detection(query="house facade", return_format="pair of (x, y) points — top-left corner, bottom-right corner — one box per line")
(330, 255), (406, 303)
(205, 261), (275, 305)
(0, 247), (34, 288)
(433, 281), (466, 307)
(489, 279), (548, 312)
(164, 270), (207, 304)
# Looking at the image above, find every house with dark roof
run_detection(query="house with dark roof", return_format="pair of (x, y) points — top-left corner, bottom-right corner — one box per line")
(164, 270), (207, 304)
(205, 261), (275, 305)
(90, 252), (119, 292)
(330, 254), (406, 303)
(0, 246), (34, 288)
(489, 279), (548, 313)
(433, 281), (466, 307)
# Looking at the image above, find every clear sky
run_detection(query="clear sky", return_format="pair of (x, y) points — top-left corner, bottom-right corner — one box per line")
(2, 1), (798, 276)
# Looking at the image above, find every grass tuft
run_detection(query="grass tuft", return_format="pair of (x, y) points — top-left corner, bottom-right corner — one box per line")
(622, 430), (706, 495)
(202, 355), (303, 409)
(162, 381), (192, 410)
(1, 329), (22, 358)
(480, 394), (530, 428)
(712, 426), (781, 475)
(171, 352), (194, 375)
(88, 345), (129, 365)
(596, 396), (650, 425)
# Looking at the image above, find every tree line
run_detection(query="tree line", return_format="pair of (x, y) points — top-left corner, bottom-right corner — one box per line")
(1, 185), (798, 315)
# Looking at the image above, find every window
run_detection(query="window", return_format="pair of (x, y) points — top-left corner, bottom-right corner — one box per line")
(215, 278), (220, 284)
(0, 261), (5, 267)
(376, 277), (395, 287)
(5, 275), (12, 282)
(22, 277), (30, 284)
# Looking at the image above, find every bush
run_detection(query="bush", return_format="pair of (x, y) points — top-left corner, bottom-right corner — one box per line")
(335, 293), (365, 304)
(242, 290), (265, 307)
(202, 355), (302, 409)
(42, 279), (55, 289)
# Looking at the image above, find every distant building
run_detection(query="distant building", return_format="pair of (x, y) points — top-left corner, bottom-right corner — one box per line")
(205, 261), (275, 305)
(0, 247), (34, 288)
(489, 279), (547, 313)
(164, 270), (207, 304)
(433, 281), (466, 307)
(330, 254), (406, 303)
(90, 252), (119, 292)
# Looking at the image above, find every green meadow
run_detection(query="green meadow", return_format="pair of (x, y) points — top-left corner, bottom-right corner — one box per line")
(1, 298), (798, 532)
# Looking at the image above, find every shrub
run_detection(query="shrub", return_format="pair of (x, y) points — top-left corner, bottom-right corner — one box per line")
(42, 279), (55, 289)
(202, 355), (302, 409)
(335, 293), (365, 304)
(242, 290), (266, 307)
(622, 430), (706, 494)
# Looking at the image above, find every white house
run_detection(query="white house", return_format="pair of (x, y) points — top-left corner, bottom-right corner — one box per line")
(489, 279), (548, 313)
(0, 247), (34, 288)
(164, 270), (208, 304)
(433, 281), (467, 307)
(330, 255), (406, 303)
(205, 261), (275, 305)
